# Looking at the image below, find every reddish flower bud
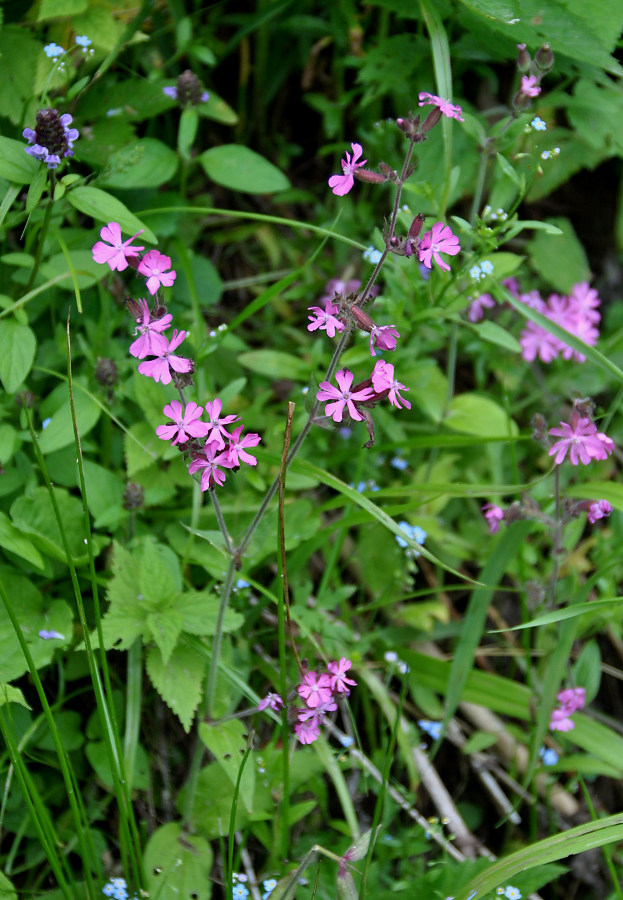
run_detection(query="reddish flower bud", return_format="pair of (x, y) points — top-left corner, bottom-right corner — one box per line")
(535, 43), (554, 72)
(350, 305), (375, 332)
(516, 42), (531, 72)
(421, 106), (442, 133)
(408, 213), (425, 241)
(124, 297), (142, 318)
(377, 161), (397, 180)
(354, 168), (388, 184)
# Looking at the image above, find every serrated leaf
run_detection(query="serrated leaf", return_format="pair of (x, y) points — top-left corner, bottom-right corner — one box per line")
(0, 320), (36, 393)
(176, 591), (243, 635)
(147, 642), (205, 732)
(144, 823), (213, 900)
(199, 145), (290, 194)
(147, 609), (183, 665)
(198, 719), (255, 812)
(66, 186), (157, 243)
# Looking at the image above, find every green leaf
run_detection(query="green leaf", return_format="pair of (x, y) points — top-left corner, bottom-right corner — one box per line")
(199, 719), (255, 812)
(176, 591), (243, 635)
(11, 488), (94, 566)
(178, 108), (199, 157)
(0, 424), (19, 465)
(147, 610), (183, 666)
(144, 823), (213, 900)
(0, 684), (31, 709)
(496, 152), (523, 189)
(0, 872), (16, 900)
(0, 320), (36, 393)
(146, 641), (205, 732)
(472, 320), (521, 353)
(573, 640), (602, 703)
(26, 166), (48, 212)
(445, 393), (518, 437)
(199, 145), (290, 194)
(0, 511), (44, 569)
(38, 0), (87, 18)
(528, 216), (591, 292)
(237, 349), (309, 380)
(199, 92), (238, 124)
(490, 597), (623, 631)
(0, 29), (40, 125)
(571, 480), (623, 511)
(100, 138), (179, 189)
(38, 383), (101, 453)
(0, 138), (40, 184)
(66, 186), (157, 243)
(86, 740), (150, 790)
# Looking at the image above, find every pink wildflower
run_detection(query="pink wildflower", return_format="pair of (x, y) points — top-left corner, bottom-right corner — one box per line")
(294, 717), (321, 744)
(418, 222), (461, 272)
(569, 282), (601, 324)
(258, 692), (284, 712)
(418, 92), (464, 122)
(129, 298), (173, 359)
(370, 325), (400, 356)
(92, 222), (144, 272)
(319, 278), (363, 306)
(203, 399), (240, 449)
(548, 413), (614, 466)
(138, 249), (177, 295)
(316, 369), (375, 423)
(328, 142), (367, 196)
(467, 293), (495, 323)
(519, 321), (561, 363)
(587, 500), (612, 524)
(156, 401), (209, 445)
(549, 708), (576, 732)
(307, 301), (345, 338)
(520, 75), (541, 98)
(137, 329), (193, 384)
(188, 441), (235, 491)
(297, 672), (333, 708)
(328, 658), (357, 694)
(482, 503), (504, 534)
(519, 289), (547, 312)
(550, 686), (586, 732)
(371, 360), (411, 410)
(226, 425), (261, 467)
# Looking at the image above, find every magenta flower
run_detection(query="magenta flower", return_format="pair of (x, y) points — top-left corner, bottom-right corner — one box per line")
(418, 222), (461, 272)
(328, 658), (356, 694)
(226, 425), (261, 467)
(319, 278), (363, 306)
(328, 142), (367, 196)
(295, 717), (322, 744)
(307, 301), (345, 338)
(548, 414), (615, 466)
(203, 399), (240, 449)
(92, 222), (145, 272)
(258, 692), (284, 712)
(317, 369), (374, 423)
(550, 686), (585, 731)
(549, 708), (576, 732)
(520, 75), (541, 98)
(418, 92), (464, 122)
(587, 500), (612, 524)
(155, 401), (209, 445)
(482, 503), (504, 534)
(369, 325), (400, 356)
(371, 360), (411, 410)
(138, 250), (177, 295)
(137, 329), (192, 384)
(298, 672), (333, 708)
(569, 282), (601, 324)
(520, 321), (561, 363)
(467, 293), (495, 323)
(188, 441), (235, 491)
(129, 298), (172, 359)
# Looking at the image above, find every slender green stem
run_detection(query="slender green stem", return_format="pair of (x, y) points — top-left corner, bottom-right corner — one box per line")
(548, 464), (562, 606)
(24, 172), (55, 294)
(206, 559), (237, 717)
(227, 745), (252, 900)
(211, 490), (235, 557)
(124, 640), (143, 789)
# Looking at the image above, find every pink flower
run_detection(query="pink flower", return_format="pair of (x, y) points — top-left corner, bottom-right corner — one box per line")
(370, 325), (400, 356)
(138, 249), (177, 295)
(92, 222), (144, 271)
(258, 692), (284, 712)
(548, 413), (615, 466)
(137, 329), (192, 384)
(519, 289), (547, 312)
(227, 425), (261, 467)
(307, 301), (345, 338)
(316, 369), (375, 423)
(569, 282), (601, 324)
(418, 92), (464, 122)
(298, 672), (333, 708)
(371, 360), (411, 410)
(188, 441), (235, 491)
(319, 278), (363, 306)
(328, 658), (356, 694)
(549, 708), (576, 732)
(587, 500), (612, 524)
(203, 399), (240, 449)
(520, 75), (541, 98)
(295, 717), (321, 744)
(328, 142), (367, 196)
(550, 686), (586, 731)
(482, 503), (504, 534)
(155, 401), (209, 445)
(467, 293), (495, 323)
(129, 298), (173, 359)
(520, 321), (561, 363)
(418, 222), (461, 272)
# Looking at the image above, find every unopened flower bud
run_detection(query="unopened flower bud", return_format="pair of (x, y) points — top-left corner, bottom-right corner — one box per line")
(395, 113), (420, 138)
(351, 305), (375, 332)
(95, 357), (118, 386)
(408, 213), (425, 241)
(421, 106), (442, 133)
(123, 482), (144, 510)
(535, 43), (554, 72)
(377, 161), (397, 180)
(512, 90), (531, 110)
(354, 168), (388, 184)
(124, 297), (142, 318)
(516, 42), (531, 72)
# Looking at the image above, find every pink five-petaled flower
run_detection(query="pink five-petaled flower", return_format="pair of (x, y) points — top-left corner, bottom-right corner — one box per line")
(482, 503), (504, 534)
(129, 298), (173, 359)
(550, 686), (586, 732)
(467, 293), (495, 323)
(203, 399), (240, 449)
(258, 692), (284, 712)
(298, 672), (333, 708)
(369, 325), (400, 356)
(520, 75), (541, 98)
(548, 413), (615, 466)
(418, 222), (461, 272)
(371, 360), (411, 410)
(227, 425), (261, 467)
(138, 249), (177, 295)
(316, 369), (375, 423)
(137, 329), (193, 384)
(294, 717), (322, 745)
(188, 441), (235, 491)
(92, 222), (144, 272)
(307, 301), (345, 338)
(328, 658), (357, 694)
(587, 499), (612, 524)
(418, 92), (464, 122)
(328, 142), (367, 196)
(155, 401), (209, 445)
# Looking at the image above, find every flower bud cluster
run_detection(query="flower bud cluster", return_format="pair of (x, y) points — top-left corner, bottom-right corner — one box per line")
(513, 43), (554, 109)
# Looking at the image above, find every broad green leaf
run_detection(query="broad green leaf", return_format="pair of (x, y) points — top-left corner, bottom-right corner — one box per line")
(0, 872), (16, 900)
(238, 349), (309, 381)
(199, 145), (290, 194)
(178, 108), (199, 158)
(38, 0), (87, 18)
(10, 487), (91, 565)
(571, 481), (623, 511)
(445, 393), (518, 437)
(528, 216), (590, 292)
(199, 93), (238, 124)
(66, 186), (157, 243)
(0, 424), (19, 464)
(26, 166), (47, 212)
(0, 684), (31, 709)
(472, 320), (521, 353)
(38, 384), (101, 454)
(86, 740), (150, 790)
(146, 641), (205, 732)
(0, 138), (39, 184)
(186, 762), (253, 837)
(144, 823), (213, 900)
(573, 639), (602, 703)
(0, 28), (40, 125)
(176, 591), (243, 635)
(147, 609), (183, 665)
(0, 320), (36, 393)
(199, 719), (255, 812)
(0, 511), (44, 569)
(100, 138), (179, 189)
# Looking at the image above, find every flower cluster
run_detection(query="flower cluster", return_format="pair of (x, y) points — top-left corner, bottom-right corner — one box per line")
(102, 878), (136, 900)
(548, 412), (614, 466)
(513, 42), (554, 108)
(482, 503), (504, 534)
(549, 686), (585, 732)
(496, 887), (522, 900)
(23, 108), (79, 170)
(316, 362), (410, 427)
(519, 281), (601, 364)
(163, 69), (209, 106)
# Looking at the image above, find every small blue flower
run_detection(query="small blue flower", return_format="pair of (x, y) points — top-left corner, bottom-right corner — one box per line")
(504, 888), (522, 900)
(363, 245), (383, 265)
(480, 259), (494, 275)
(539, 746), (559, 766)
(469, 265), (482, 281)
(531, 116), (547, 131)
(418, 720), (442, 740)
(541, 150), (551, 160)
(262, 879), (278, 899)
(44, 43), (65, 58)
(42, 417), (52, 429)
(338, 734), (354, 748)
(391, 456), (409, 470)
(39, 630), (65, 640)
(102, 878), (129, 900)
(235, 579), (250, 590)
(395, 521), (426, 550)
(75, 35), (92, 47)
(232, 885), (249, 900)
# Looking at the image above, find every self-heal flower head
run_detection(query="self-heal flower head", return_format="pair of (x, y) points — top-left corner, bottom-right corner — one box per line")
(23, 108), (79, 169)
(163, 70), (209, 106)
(371, 360), (411, 409)
(328, 658), (356, 694)
(138, 250), (177, 295)
(258, 692), (284, 712)
(227, 425), (261, 467)
(44, 43), (65, 58)
(188, 441), (235, 491)
(418, 222), (461, 272)
(307, 301), (345, 338)
(418, 92), (464, 122)
(587, 499), (612, 524)
(137, 329), (192, 384)
(298, 671), (333, 708)
(548, 414), (614, 466)
(156, 401), (209, 445)
(316, 369), (375, 423)
(328, 142), (367, 196)
(203, 399), (240, 449)
(482, 503), (504, 534)
(370, 325), (400, 356)
(128, 298), (172, 358)
(520, 74), (541, 98)
(92, 222), (145, 272)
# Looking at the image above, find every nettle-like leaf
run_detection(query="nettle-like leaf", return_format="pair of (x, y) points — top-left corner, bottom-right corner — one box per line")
(144, 823), (213, 900)
(198, 719), (255, 812)
(146, 642), (205, 733)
